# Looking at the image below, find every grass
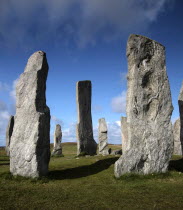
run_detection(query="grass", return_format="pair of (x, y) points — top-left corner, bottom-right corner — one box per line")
(0, 143), (183, 209)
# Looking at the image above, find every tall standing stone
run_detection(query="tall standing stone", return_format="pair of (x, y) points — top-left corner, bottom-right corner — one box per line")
(178, 82), (183, 155)
(121, 117), (128, 153)
(76, 80), (97, 155)
(10, 51), (50, 178)
(5, 115), (14, 156)
(173, 118), (182, 155)
(52, 124), (62, 156)
(115, 34), (173, 177)
(98, 118), (109, 155)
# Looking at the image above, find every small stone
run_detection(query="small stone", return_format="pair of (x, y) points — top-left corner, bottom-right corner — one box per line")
(5, 115), (14, 156)
(98, 118), (109, 155)
(52, 124), (63, 156)
(173, 119), (182, 155)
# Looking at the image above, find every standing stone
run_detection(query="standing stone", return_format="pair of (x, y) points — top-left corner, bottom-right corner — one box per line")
(52, 124), (62, 156)
(10, 51), (50, 178)
(121, 117), (128, 153)
(98, 118), (109, 155)
(178, 82), (183, 155)
(76, 80), (97, 155)
(5, 115), (14, 156)
(173, 118), (182, 155)
(115, 34), (173, 177)
(111, 149), (122, 155)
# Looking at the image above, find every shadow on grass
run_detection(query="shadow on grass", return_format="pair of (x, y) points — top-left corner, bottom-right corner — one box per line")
(0, 157), (10, 165)
(0, 162), (9, 166)
(49, 157), (118, 180)
(169, 158), (183, 173)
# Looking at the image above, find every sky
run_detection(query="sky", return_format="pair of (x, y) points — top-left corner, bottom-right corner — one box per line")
(0, 0), (182, 146)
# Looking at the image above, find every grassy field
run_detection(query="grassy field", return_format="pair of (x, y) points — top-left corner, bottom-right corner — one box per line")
(0, 143), (183, 210)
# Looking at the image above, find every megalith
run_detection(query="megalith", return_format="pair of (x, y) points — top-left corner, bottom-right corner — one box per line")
(121, 117), (128, 153)
(98, 118), (109, 155)
(76, 80), (97, 155)
(178, 82), (183, 155)
(173, 118), (182, 155)
(5, 115), (14, 156)
(52, 124), (63, 156)
(10, 51), (50, 178)
(115, 34), (173, 177)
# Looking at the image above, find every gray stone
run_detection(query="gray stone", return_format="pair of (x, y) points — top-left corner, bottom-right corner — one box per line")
(115, 34), (173, 177)
(52, 124), (62, 156)
(5, 115), (14, 156)
(173, 118), (182, 155)
(121, 117), (128, 153)
(98, 118), (109, 155)
(111, 149), (122, 155)
(178, 82), (183, 155)
(10, 51), (50, 178)
(76, 80), (97, 155)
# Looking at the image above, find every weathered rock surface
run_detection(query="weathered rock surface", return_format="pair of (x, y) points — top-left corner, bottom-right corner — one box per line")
(121, 117), (128, 153)
(178, 82), (183, 155)
(10, 51), (50, 178)
(52, 124), (62, 156)
(98, 118), (110, 155)
(5, 115), (14, 156)
(173, 118), (182, 155)
(115, 34), (173, 177)
(76, 80), (97, 155)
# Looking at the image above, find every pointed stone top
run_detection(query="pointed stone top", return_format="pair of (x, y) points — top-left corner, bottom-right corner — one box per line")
(24, 51), (47, 73)
(55, 124), (61, 130)
(178, 82), (183, 101)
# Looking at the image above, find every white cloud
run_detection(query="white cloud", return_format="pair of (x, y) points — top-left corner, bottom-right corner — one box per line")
(0, 110), (10, 120)
(92, 105), (103, 113)
(120, 72), (128, 83)
(0, 81), (9, 92)
(0, 110), (10, 146)
(144, 0), (167, 21)
(62, 122), (77, 142)
(115, 120), (121, 127)
(0, 100), (7, 111)
(0, 0), (171, 49)
(10, 79), (19, 101)
(111, 90), (126, 113)
(51, 115), (64, 126)
(0, 78), (17, 146)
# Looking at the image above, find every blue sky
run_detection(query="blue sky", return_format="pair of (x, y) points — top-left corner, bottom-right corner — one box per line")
(0, 0), (182, 146)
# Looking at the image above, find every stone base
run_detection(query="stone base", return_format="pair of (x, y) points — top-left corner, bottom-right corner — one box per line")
(51, 148), (63, 156)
